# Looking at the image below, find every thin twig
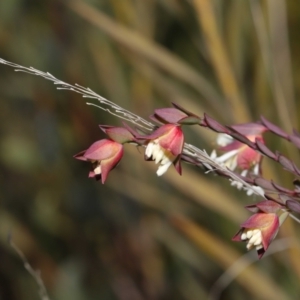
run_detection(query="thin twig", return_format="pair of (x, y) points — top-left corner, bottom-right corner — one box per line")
(9, 237), (50, 300)
(0, 58), (154, 131)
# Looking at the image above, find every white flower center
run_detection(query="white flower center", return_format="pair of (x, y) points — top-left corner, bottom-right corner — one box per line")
(241, 229), (263, 250)
(145, 141), (175, 176)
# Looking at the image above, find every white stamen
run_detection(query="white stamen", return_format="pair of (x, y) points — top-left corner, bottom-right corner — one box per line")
(241, 169), (248, 177)
(248, 231), (261, 245)
(154, 149), (165, 164)
(246, 243), (253, 250)
(161, 155), (172, 165)
(216, 134), (233, 147)
(146, 141), (175, 176)
(145, 142), (154, 158)
(94, 165), (101, 174)
(241, 233), (247, 240)
(242, 229), (263, 250)
(215, 149), (239, 163)
(228, 156), (238, 170)
(253, 238), (262, 246)
(246, 231), (253, 239)
(253, 163), (260, 175)
(210, 150), (218, 159)
(152, 143), (160, 159)
(156, 160), (172, 176)
(252, 229), (260, 235)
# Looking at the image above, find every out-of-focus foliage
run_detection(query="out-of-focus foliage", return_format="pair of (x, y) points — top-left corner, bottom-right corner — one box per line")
(0, 0), (300, 299)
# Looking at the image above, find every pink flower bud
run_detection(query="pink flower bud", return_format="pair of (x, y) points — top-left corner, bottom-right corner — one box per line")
(74, 139), (123, 184)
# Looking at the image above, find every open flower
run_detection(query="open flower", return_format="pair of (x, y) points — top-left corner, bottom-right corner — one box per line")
(142, 124), (184, 176)
(213, 134), (262, 175)
(74, 139), (123, 184)
(213, 123), (266, 175)
(232, 213), (279, 258)
(210, 123), (267, 195)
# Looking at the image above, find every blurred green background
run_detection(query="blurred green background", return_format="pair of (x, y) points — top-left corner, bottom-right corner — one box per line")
(1, 0), (300, 299)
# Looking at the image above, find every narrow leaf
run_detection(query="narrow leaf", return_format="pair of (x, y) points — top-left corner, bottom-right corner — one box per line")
(278, 155), (296, 173)
(254, 177), (276, 191)
(256, 140), (277, 159)
(260, 116), (288, 138)
(271, 181), (293, 194)
(203, 114), (228, 133)
(286, 200), (300, 214)
(289, 135), (300, 149)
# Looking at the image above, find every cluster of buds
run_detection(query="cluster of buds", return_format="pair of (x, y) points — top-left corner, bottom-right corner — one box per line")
(74, 102), (300, 259)
(74, 105), (202, 182)
(1, 58), (299, 261)
(74, 120), (186, 183)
